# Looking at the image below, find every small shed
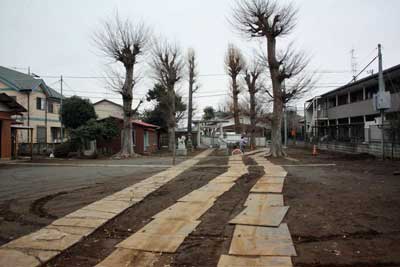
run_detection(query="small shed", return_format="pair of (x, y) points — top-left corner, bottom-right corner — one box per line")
(97, 117), (160, 155)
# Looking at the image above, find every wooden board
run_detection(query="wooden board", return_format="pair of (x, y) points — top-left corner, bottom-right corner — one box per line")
(265, 171), (287, 177)
(178, 190), (220, 202)
(244, 193), (284, 207)
(229, 206), (289, 227)
(209, 176), (239, 184)
(136, 219), (200, 236)
(116, 233), (187, 253)
(250, 183), (284, 193)
(218, 255), (292, 267)
(257, 177), (285, 184)
(96, 248), (159, 267)
(152, 201), (214, 220)
(233, 223), (292, 240)
(4, 228), (82, 251)
(229, 224), (296, 256)
(197, 183), (235, 193)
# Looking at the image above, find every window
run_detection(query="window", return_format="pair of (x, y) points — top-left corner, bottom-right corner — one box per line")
(36, 97), (45, 110)
(350, 89), (364, 103)
(328, 97), (336, 108)
(365, 86), (378, 100)
(51, 127), (61, 142)
(37, 126), (46, 143)
(337, 94), (348, 106)
(48, 102), (54, 113)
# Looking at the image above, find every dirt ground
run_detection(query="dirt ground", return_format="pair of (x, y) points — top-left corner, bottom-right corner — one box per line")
(270, 147), (400, 267)
(2, 147), (399, 267)
(45, 156), (230, 267)
(0, 152), (201, 246)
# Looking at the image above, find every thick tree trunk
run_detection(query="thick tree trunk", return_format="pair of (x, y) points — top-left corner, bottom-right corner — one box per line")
(232, 77), (241, 134)
(249, 90), (257, 149)
(167, 87), (176, 164)
(266, 37), (285, 157)
(120, 65), (135, 157)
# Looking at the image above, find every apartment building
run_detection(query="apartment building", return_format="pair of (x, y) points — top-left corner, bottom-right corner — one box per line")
(305, 64), (400, 143)
(0, 66), (63, 144)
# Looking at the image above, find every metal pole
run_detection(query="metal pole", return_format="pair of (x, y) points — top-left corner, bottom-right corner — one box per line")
(378, 44), (385, 159)
(60, 75), (64, 143)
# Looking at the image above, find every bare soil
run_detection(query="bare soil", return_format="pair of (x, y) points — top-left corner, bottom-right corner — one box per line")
(45, 157), (229, 267)
(155, 157), (263, 267)
(269, 147), (400, 267)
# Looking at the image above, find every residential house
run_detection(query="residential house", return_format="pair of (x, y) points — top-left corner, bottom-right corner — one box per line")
(93, 99), (124, 120)
(0, 93), (27, 159)
(96, 117), (160, 155)
(0, 66), (63, 147)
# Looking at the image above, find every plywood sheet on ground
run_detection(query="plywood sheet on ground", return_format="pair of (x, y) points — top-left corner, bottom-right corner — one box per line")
(84, 200), (132, 214)
(229, 206), (289, 227)
(4, 228), (82, 251)
(178, 190), (220, 202)
(117, 233), (187, 253)
(265, 171), (287, 177)
(257, 177), (285, 184)
(66, 209), (117, 220)
(218, 255), (292, 267)
(233, 223), (292, 240)
(229, 224), (296, 256)
(51, 217), (107, 228)
(136, 219), (200, 236)
(250, 183), (284, 193)
(197, 183), (235, 193)
(210, 176), (240, 184)
(0, 248), (41, 267)
(152, 201), (214, 220)
(96, 248), (159, 267)
(244, 194), (284, 207)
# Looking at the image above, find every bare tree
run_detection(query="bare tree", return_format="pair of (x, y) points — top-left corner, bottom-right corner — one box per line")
(93, 14), (150, 157)
(232, 0), (313, 157)
(186, 48), (199, 149)
(149, 40), (184, 164)
(243, 58), (265, 149)
(225, 44), (245, 134)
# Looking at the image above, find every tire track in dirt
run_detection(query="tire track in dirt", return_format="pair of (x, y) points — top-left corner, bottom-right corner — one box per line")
(45, 158), (229, 267)
(29, 186), (92, 219)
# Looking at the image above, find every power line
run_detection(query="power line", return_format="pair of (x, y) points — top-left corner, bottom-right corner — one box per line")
(36, 70), (352, 80)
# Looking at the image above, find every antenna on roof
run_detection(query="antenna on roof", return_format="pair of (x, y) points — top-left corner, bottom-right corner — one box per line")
(350, 48), (358, 81)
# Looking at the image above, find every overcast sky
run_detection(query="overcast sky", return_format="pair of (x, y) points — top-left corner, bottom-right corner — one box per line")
(1, 0), (399, 118)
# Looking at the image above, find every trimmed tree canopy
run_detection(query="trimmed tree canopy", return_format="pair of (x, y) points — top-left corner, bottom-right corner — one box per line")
(61, 96), (97, 129)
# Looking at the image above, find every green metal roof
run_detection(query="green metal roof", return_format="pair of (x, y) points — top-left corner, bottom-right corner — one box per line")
(0, 66), (63, 100)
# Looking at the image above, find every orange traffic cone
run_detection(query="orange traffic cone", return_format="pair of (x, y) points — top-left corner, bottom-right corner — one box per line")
(312, 145), (318, 156)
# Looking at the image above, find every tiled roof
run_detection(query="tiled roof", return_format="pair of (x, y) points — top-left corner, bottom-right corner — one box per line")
(0, 66), (63, 100)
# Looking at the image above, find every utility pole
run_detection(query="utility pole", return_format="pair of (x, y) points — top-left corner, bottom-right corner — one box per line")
(378, 44), (385, 159)
(60, 75), (64, 143)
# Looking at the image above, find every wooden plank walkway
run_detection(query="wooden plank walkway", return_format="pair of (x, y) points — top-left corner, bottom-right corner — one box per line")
(218, 154), (296, 267)
(96, 154), (248, 267)
(0, 149), (214, 267)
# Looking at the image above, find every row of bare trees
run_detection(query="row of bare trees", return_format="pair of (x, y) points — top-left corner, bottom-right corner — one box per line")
(93, 15), (200, 159)
(226, 0), (314, 157)
(94, 0), (313, 158)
